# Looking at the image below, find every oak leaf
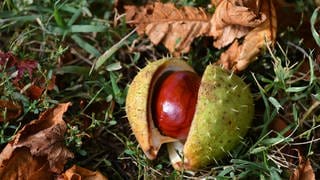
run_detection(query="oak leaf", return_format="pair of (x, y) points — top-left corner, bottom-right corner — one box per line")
(57, 165), (108, 180)
(125, 2), (210, 55)
(0, 103), (74, 179)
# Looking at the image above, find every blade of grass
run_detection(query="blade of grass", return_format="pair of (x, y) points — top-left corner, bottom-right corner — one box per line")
(71, 34), (101, 57)
(55, 65), (90, 75)
(67, 8), (82, 26)
(311, 7), (320, 47)
(0, 15), (39, 23)
(91, 28), (136, 72)
(53, 7), (66, 28)
(51, 25), (107, 34)
(70, 25), (107, 33)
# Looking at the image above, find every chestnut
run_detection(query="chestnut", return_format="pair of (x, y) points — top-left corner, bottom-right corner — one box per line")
(125, 58), (254, 170)
(153, 71), (201, 140)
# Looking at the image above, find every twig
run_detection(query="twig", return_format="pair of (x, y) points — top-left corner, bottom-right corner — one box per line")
(299, 100), (320, 126)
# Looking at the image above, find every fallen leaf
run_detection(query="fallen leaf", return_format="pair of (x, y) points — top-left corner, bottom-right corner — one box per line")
(0, 51), (38, 82)
(27, 85), (44, 100)
(0, 148), (53, 179)
(57, 165), (108, 180)
(0, 100), (22, 122)
(209, 0), (266, 49)
(0, 103), (74, 179)
(14, 60), (38, 83)
(290, 152), (315, 180)
(26, 75), (56, 100)
(0, 51), (17, 67)
(125, 1), (277, 71)
(125, 2), (211, 55)
(217, 0), (277, 71)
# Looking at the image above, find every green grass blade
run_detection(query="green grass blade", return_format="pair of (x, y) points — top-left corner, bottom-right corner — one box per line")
(53, 8), (66, 28)
(55, 65), (90, 75)
(67, 8), (82, 26)
(70, 25), (107, 33)
(0, 15), (38, 23)
(71, 34), (100, 57)
(311, 7), (320, 47)
(92, 28), (136, 72)
(285, 86), (308, 93)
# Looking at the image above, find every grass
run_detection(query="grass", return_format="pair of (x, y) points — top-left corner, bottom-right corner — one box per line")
(1, 0), (320, 179)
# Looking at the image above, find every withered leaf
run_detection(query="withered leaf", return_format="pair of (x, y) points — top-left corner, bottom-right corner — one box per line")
(217, 0), (277, 71)
(0, 100), (22, 122)
(0, 103), (74, 179)
(57, 165), (108, 180)
(0, 148), (52, 179)
(126, 1), (277, 72)
(0, 51), (38, 82)
(290, 153), (315, 180)
(125, 2), (210, 55)
(209, 0), (266, 49)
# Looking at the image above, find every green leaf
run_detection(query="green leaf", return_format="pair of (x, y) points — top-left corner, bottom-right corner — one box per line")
(92, 29), (135, 71)
(106, 62), (122, 71)
(249, 146), (267, 154)
(53, 8), (66, 28)
(55, 65), (90, 75)
(69, 25), (107, 33)
(285, 86), (308, 93)
(268, 97), (282, 112)
(71, 34), (101, 57)
(67, 8), (82, 26)
(260, 137), (293, 146)
(311, 7), (320, 47)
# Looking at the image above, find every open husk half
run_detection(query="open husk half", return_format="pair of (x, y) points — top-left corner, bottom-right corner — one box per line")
(126, 58), (195, 159)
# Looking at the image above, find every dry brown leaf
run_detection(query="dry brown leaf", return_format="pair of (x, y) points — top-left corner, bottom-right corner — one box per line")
(0, 100), (22, 122)
(0, 148), (53, 179)
(125, 1), (277, 72)
(57, 165), (108, 180)
(290, 153), (315, 180)
(0, 103), (74, 179)
(209, 0), (266, 49)
(217, 0), (277, 71)
(125, 2), (210, 55)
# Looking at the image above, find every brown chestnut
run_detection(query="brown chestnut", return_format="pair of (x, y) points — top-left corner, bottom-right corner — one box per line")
(153, 71), (201, 140)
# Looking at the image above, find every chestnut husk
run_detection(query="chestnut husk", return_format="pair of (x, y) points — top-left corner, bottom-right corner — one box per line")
(125, 58), (254, 170)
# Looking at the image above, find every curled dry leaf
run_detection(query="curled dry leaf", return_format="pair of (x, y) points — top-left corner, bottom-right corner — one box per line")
(126, 0), (277, 72)
(0, 100), (22, 122)
(290, 152), (315, 180)
(0, 103), (74, 179)
(217, 0), (277, 71)
(57, 165), (108, 180)
(125, 2), (210, 55)
(209, 0), (266, 49)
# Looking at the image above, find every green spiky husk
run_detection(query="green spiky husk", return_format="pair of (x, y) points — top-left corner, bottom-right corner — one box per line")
(182, 64), (254, 170)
